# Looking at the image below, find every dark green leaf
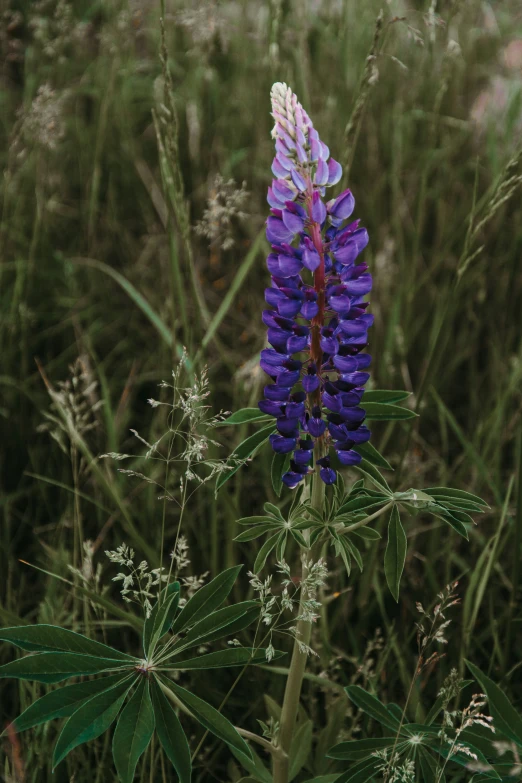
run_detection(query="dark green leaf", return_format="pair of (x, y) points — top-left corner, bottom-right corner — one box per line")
(165, 678), (252, 759)
(350, 526), (381, 541)
(271, 452), (291, 497)
(334, 757), (381, 783)
(328, 737), (397, 760)
(354, 460), (392, 493)
(264, 502), (284, 519)
(171, 565), (242, 635)
(384, 506), (407, 602)
(337, 495), (389, 516)
(423, 488), (489, 508)
(363, 402), (418, 421)
(160, 581), (181, 636)
(342, 537), (363, 571)
(150, 680), (191, 783)
(216, 408), (272, 426)
(231, 745), (272, 783)
(254, 533), (280, 573)
(216, 424), (275, 490)
(53, 676), (134, 768)
(289, 720), (312, 781)
(419, 747), (444, 783)
(362, 390), (412, 404)
(0, 625), (135, 660)
(167, 647), (282, 670)
(290, 529), (308, 548)
(0, 652), (132, 684)
(143, 589), (180, 658)
(113, 678), (154, 783)
(234, 524), (279, 542)
(237, 516), (278, 525)
(168, 602), (260, 655)
(353, 441), (393, 471)
(345, 685), (402, 732)
(433, 510), (469, 540)
(10, 673), (130, 734)
(465, 661), (522, 747)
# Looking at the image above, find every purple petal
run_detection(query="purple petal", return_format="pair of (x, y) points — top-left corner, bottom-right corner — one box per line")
(311, 191), (327, 223)
(272, 157), (289, 178)
(344, 274), (372, 296)
(320, 467), (336, 485)
(291, 168), (308, 192)
(264, 385), (291, 401)
(270, 434), (297, 454)
(327, 158), (342, 185)
(333, 355), (359, 373)
(282, 209), (305, 235)
(329, 189), (355, 220)
(276, 151), (294, 172)
(314, 158), (329, 187)
(319, 141), (330, 161)
(273, 179), (296, 202)
(266, 216), (295, 246)
(278, 254), (303, 276)
(336, 449), (362, 466)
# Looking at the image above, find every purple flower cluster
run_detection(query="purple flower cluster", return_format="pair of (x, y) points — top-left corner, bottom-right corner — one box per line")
(259, 83), (373, 488)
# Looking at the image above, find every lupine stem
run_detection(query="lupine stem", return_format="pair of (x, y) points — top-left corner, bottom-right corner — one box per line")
(273, 457), (325, 783)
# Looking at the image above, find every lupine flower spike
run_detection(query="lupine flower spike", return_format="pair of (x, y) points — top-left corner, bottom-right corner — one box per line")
(259, 83), (373, 488)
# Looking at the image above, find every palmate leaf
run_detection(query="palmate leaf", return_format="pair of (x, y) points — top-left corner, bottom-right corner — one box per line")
(113, 678), (155, 783)
(143, 586), (180, 658)
(8, 673), (131, 734)
(344, 686), (402, 733)
(164, 677), (253, 759)
(0, 652), (133, 684)
(53, 675), (135, 768)
(333, 756), (381, 783)
(353, 459), (392, 493)
(166, 647), (281, 670)
(384, 506), (407, 602)
(362, 402), (417, 421)
(353, 440), (393, 471)
(254, 532), (280, 573)
(168, 601), (260, 656)
(0, 625), (135, 660)
(328, 737), (397, 761)
(171, 565), (242, 635)
(150, 680), (192, 783)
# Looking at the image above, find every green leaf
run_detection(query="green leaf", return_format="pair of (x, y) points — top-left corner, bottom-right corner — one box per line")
(171, 565), (242, 635)
(0, 625), (135, 660)
(384, 506), (407, 602)
(302, 777), (339, 783)
(354, 459), (392, 493)
(168, 602), (259, 655)
(345, 686), (402, 732)
(216, 408), (272, 426)
(289, 720), (313, 781)
(337, 495), (389, 516)
(423, 487), (489, 508)
(353, 441), (393, 471)
(419, 747), (443, 783)
(160, 581), (181, 636)
(113, 678), (154, 783)
(10, 673), (131, 734)
(167, 647), (282, 670)
(432, 509), (469, 540)
(272, 452), (291, 497)
(234, 524), (279, 542)
(143, 588), (180, 658)
(0, 653), (132, 684)
(342, 537), (363, 571)
(53, 675), (134, 768)
(334, 757), (381, 783)
(165, 678), (253, 759)
(216, 424), (275, 490)
(237, 516), (278, 525)
(254, 532), (280, 573)
(350, 526), (381, 541)
(150, 680), (191, 783)
(465, 661), (522, 747)
(363, 402), (418, 421)
(362, 390), (412, 404)
(328, 737), (397, 760)
(231, 745), (272, 783)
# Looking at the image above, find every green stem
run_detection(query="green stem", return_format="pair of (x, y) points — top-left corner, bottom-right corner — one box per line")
(272, 450), (325, 783)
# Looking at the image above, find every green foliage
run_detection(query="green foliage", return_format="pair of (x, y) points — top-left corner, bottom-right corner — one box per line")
(0, 572), (279, 781)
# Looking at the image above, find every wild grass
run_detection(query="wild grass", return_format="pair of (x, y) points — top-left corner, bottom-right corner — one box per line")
(1, 0), (522, 781)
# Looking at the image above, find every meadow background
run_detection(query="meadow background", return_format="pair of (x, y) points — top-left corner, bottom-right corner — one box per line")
(1, 0), (522, 780)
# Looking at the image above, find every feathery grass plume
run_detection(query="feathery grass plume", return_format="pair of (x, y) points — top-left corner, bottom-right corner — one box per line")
(259, 82), (372, 488)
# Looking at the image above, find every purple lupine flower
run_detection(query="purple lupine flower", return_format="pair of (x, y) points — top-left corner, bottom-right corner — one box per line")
(259, 82), (373, 488)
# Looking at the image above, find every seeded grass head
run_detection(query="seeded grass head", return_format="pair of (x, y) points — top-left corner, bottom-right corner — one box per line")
(260, 83), (372, 488)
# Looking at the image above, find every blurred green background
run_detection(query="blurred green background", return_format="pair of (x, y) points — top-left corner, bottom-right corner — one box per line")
(1, 0), (522, 780)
